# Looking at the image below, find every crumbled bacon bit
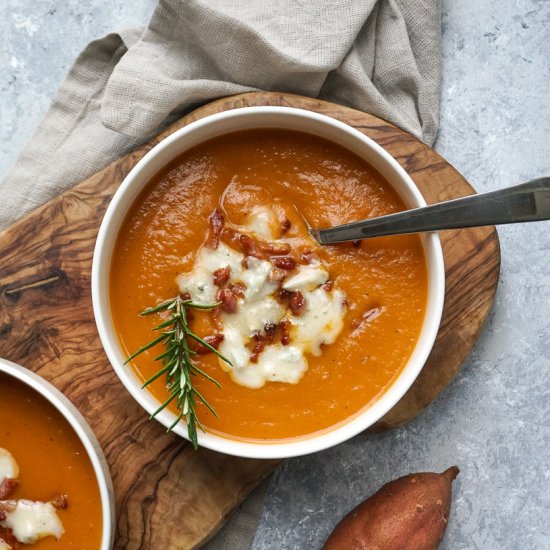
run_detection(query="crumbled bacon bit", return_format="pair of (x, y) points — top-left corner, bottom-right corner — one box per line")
(248, 323), (278, 363)
(264, 322), (277, 337)
(0, 502), (16, 515)
(271, 256), (296, 270)
(277, 288), (293, 300)
(260, 241), (291, 255)
(322, 280), (334, 291)
(0, 527), (19, 549)
(351, 317), (363, 329)
(51, 494), (68, 509)
(352, 240), (361, 248)
(217, 288), (238, 313)
(300, 249), (318, 264)
(180, 292), (192, 301)
(289, 291), (306, 316)
(228, 282), (246, 298)
(241, 256), (249, 269)
(195, 334), (224, 354)
(205, 209), (225, 249)
(0, 511), (5, 521)
(281, 218), (292, 234)
(0, 478), (18, 500)
(249, 340), (266, 363)
(213, 266), (231, 287)
(279, 319), (291, 345)
(234, 230), (292, 259)
(240, 234), (265, 259)
(352, 306), (383, 330)
(268, 268), (287, 283)
(363, 307), (382, 322)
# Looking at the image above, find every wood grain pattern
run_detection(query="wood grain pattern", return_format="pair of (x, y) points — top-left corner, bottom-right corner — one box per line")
(0, 92), (500, 549)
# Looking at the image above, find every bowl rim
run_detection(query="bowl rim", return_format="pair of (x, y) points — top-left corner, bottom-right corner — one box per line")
(0, 357), (115, 550)
(92, 105), (445, 459)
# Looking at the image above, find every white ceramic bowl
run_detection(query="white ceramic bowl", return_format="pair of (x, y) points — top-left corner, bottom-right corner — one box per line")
(92, 107), (445, 459)
(0, 357), (115, 549)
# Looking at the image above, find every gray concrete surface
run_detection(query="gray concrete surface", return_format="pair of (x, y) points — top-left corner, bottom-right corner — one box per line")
(1, 1), (549, 549)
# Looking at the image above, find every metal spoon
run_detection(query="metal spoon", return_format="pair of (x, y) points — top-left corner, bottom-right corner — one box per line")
(309, 177), (550, 245)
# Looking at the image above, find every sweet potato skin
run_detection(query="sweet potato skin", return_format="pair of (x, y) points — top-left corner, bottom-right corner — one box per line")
(322, 466), (459, 550)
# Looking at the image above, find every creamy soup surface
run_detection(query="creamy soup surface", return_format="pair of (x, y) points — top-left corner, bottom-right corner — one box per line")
(0, 374), (103, 549)
(110, 129), (428, 442)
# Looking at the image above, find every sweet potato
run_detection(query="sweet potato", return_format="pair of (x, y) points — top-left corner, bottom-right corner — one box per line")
(323, 466), (459, 550)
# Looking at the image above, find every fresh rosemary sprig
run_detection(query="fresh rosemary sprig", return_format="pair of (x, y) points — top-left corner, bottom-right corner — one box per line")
(124, 296), (231, 449)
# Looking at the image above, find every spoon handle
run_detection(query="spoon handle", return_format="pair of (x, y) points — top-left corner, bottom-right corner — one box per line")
(312, 177), (550, 244)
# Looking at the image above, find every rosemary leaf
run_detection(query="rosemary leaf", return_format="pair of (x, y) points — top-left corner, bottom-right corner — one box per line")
(125, 295), (230, 449)
(190, 364), (223, 388)
(167, 410), (185, 433)
(153, 345), (180, 362)
(124, 333), (167, 364)
(183, 300), (222, 310)
(192, 386), (220, 419)
(153, 317), (181, 330)
(141, 363), (172, 388)
(139, 299), (174, 316)
(150, 387), (179, 418)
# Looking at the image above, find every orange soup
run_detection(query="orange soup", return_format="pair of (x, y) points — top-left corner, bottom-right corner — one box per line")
(0, 373), (103, 549)
(110, 129), (428, 442)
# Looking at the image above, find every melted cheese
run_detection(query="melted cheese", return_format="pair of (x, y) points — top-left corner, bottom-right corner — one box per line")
(240, 257), (277, 300)
(218, 296), (287, 385)
(222, 297), (285, 336)
(283, 262), (329, 292)
(176, 243), (243, 304)
(291, 287), (346, 356)
(231, 345), (308, 389)
(0, 500), (64, 544)
(242, 206), (278, 239)
(0, 449), (19, 482)
(218, 325), (250, 370)
(176, 208), (347, 389)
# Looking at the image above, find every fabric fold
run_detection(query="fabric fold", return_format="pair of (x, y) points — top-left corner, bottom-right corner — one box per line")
(0, 29), (143, 229)
(101, 0), (440, 140)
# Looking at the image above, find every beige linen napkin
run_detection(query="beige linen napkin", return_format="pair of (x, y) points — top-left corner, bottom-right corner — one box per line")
(0, 0), (441, 231)
(0, 1), (441, 547)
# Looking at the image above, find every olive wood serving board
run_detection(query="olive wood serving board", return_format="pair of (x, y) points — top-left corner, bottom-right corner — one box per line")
(0, 92), (500, 549)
